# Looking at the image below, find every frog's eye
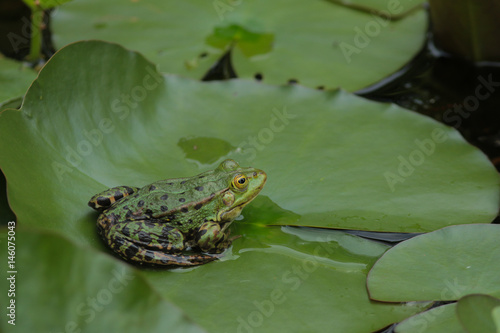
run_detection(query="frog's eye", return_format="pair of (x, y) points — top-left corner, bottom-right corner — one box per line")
(232, 174), (248, 190)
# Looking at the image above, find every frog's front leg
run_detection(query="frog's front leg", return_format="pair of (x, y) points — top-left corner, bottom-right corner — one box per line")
(195, 221), (234, 253)
(88, 186), (140, 211)
(103, 221), (220, 266)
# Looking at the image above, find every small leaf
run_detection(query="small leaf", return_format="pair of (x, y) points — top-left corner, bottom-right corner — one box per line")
(1, 41), (498, 240)
(456, 294), (500, 333)
(367, 224), (500, 302)
(395, 303), (466, 333)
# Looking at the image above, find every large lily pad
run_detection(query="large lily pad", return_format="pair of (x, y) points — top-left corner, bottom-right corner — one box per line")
(52, 0), (427, 91)
(1, 38), (496, 333)
(0, 40), (498, 240)
(367, 224), (500, 302)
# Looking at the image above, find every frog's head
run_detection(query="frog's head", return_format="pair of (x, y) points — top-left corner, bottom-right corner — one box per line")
(216, 159), (267, 222)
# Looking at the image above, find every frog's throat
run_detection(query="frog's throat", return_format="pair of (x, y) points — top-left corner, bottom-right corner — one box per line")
(218, 205), (243, 222)
(217, 199), (255, 222)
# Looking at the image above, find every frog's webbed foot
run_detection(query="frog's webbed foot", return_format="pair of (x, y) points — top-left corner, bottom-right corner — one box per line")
(103, 221), (218, 266)
(195, 221), (235, 254)
(229, 234), (242, 242)
(88, 186), (140, 211)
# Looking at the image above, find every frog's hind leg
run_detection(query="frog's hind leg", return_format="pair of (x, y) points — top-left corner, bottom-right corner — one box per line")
(103, 221), (220, 266)
(113, 237), (221, 266)
(88, 186), (140, 211)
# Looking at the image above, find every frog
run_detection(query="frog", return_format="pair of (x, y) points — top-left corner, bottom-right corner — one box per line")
(88, 159), (266, 267)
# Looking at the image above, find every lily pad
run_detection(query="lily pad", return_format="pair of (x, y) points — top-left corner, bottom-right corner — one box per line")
(0, 40), (462, 331)
(52, 0), (427, 90)
(456, 294), (500, 333)
(367, 224), (500, 302)
(0, 40), (498, 242)
(494, 307), (500, 331)
(142, 224), (430, 332)
(0, 229), (205, 333)
(0, 226), (431, 332)
(395, 303), (465, 333)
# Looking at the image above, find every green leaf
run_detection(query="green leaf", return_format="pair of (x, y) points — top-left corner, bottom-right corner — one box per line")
(0, 40), (498, 240)
(0, 40), (496, 330)
(493, 306), (500, 332)
(0, 40), (445, 331)
(0, 56), (36, 109)
(367, 224), (500, 302)
(142, 224), (431, 332)
(395, 303), (466, 333)
(52, 0), (427, 90)
(456, 294), (500, 333)
(0, 226), (430, 332)
(0, 229), (205, 333)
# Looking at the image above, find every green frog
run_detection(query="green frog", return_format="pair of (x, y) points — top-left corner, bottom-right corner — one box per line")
(88, 159), (266, 266)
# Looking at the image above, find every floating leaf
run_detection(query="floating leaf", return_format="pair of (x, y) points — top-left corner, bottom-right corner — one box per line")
(0, 40), (496, 330)
(367, 224), (500, 302)
(136, 225), (431, 332)
(53, 0), (427, 90)
(456, 294), (500, 333)
(395, 304), (465, 333)
(0, 41), (498, 245)
(0, 40), (448, 332)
